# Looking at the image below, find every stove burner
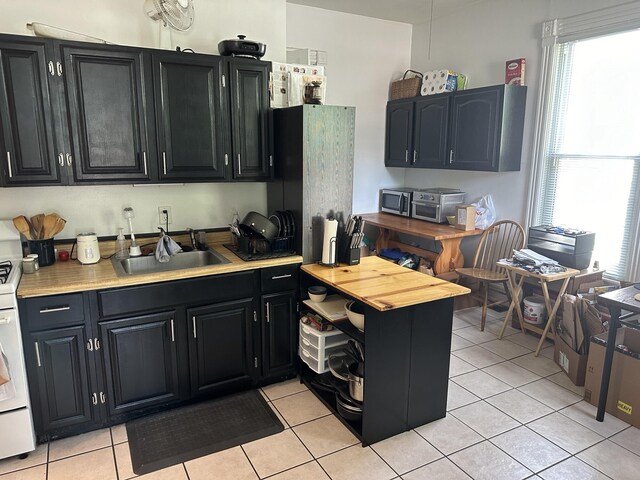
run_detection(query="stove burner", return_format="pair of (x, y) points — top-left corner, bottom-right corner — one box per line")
(0, 260), (13, 285)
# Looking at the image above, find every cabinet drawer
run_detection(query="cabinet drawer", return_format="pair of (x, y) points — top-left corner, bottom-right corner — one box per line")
(98, 271), (258, 318)
(261, 264), (299, 294)
(19, 293), (85, 331)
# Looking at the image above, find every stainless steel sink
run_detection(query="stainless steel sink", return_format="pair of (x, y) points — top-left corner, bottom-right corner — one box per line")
(111, 249), (230, 277)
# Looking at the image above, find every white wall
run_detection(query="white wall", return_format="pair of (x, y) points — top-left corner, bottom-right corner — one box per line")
(409, 0), (633, 225)
(286, 4), (412, 215)
(0, 0), (285, 237)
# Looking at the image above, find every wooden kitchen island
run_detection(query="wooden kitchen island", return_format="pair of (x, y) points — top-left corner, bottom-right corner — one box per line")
(300, 256), (469, 445)
(360, 212), (484, 275)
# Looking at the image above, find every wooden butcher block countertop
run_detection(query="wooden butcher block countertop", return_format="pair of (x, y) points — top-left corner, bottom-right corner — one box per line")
(17, 236), (302, 298)
(301, 256), (470, 311)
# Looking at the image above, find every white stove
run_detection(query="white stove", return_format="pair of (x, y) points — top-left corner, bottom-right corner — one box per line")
(0, 220), (36, 459)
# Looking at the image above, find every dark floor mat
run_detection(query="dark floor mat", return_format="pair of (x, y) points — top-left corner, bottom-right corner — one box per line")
(126, 389), (283, 475)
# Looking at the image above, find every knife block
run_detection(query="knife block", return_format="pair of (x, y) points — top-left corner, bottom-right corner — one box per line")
(338, 231), (360, 266)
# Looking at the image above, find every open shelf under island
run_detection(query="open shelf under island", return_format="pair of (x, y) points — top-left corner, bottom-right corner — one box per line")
(299, 256), (470, 445)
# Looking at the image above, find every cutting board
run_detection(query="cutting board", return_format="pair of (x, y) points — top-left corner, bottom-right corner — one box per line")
(303, 294), (348, 321)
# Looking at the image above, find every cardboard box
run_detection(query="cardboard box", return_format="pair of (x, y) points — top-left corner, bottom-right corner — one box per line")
(455, 205), (476, 231)
(554, 334), (588, 386)
(584, 327), (640, 427)
(505, 58), (525, 85)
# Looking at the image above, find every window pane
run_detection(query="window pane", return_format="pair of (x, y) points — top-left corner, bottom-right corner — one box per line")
(557, 30), (640, 156)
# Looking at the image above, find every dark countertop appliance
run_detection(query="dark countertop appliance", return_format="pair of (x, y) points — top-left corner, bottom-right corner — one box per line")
(527, 225), (595, 269)
(218, 35), (266, 59)
(411, 188), (466, 223)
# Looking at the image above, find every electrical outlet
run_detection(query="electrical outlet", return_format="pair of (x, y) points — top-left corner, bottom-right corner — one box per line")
(158, 206), (172, 225)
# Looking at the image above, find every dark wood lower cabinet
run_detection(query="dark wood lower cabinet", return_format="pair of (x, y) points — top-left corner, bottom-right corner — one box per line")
(28, 326), (94, 434)
(99, 311), (181, 416)
(261, 291), (297, 380)
(20, 264), (300, 440)
(187, 299), (254, 397)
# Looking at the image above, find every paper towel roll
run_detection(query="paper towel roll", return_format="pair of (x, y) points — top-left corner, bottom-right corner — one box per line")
(321, 218), (338, 265)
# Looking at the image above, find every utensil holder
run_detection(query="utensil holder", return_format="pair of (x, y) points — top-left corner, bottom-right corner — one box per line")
(28, 238), (55, 266)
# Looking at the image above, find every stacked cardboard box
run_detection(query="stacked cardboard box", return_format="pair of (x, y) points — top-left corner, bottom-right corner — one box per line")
(584, 327), (640, 428)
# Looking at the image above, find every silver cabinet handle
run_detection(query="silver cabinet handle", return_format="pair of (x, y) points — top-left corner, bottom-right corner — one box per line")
(56, 61), (62, 76)
(91, 393), (98, 405)
(35, 342), (41, 367)
(221, 74), (226, 88)
(266, 302), (270, 323)
(39, 306), (70, 314)
(449, 149), (454, 164)
(6, 152), (12, 178)
(237, 154), (241, 175)
(100, 392), (106, 404)
(269, 155), (273, 167)
(58, 153), (64, 167)
(192, 316), (197, 339)
(94, 338), (100, 350)
(271, 274), (292, 280)
(48, 61), (54, 76)
(162, 152), (167, 175)
(87, 339), (94, 351)
(66, 153), (72, 166)
(224, 153), (229, 166)
(253, 311), (257, 323)
(413, 150), (417, 164)
(405, 149), (408, 163)
(170, 318), (175, 342)
(143, 152), (148, 176)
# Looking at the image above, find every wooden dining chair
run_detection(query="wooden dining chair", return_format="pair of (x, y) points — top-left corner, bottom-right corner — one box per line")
(455, 220), (526, 331)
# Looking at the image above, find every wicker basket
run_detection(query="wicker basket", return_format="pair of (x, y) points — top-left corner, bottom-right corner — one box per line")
(390, 70), (423, 100)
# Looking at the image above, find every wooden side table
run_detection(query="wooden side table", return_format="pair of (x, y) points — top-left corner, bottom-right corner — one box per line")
(497, 262), (580, 356)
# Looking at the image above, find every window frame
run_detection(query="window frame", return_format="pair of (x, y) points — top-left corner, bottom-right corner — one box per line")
(526, 3), (640, 281)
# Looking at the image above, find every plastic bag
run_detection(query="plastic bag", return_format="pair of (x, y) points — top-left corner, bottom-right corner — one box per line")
(472, 195), (496, 229)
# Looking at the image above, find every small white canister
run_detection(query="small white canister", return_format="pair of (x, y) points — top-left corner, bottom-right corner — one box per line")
(76, 233), (101, 265)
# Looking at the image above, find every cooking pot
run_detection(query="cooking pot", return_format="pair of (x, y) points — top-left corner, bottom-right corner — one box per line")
(347, 362), (364, 402)
(239, 211), (278, 241)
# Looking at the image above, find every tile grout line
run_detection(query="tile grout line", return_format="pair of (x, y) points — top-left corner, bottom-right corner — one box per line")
(110, 428), (121, 480)
(239, 444), (261, 479)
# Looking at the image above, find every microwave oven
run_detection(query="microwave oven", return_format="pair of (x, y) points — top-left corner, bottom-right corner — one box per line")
(379, 188), (413, 217)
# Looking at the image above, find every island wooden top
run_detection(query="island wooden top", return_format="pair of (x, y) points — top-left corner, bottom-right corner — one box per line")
(360, 212), (484, 240)
(301, 256), (470, 311)
(17, 234), (302, 298)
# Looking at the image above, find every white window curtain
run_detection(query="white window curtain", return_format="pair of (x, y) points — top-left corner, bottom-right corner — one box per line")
(527, 2), (640, 281)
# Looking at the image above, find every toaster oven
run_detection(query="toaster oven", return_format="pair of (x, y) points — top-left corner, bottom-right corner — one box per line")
(411, 188), (466, 223)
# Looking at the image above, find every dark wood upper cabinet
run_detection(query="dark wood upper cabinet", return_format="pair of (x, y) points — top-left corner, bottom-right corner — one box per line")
(0, 38), (62, 185)
(59, 44), (154, 183)
(153, 52), (227, 181)
(384, 85), (526, 172)
(228, 58), (272, 180)
(413, 96), (449, 168)
(384, 100), (413, 167)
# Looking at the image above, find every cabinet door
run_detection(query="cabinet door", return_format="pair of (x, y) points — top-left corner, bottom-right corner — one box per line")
(228, 59), (271, 180)
(413, 96), (449, 168)
(385, 101), (414, 167)
(261, 291), (297, 380)
(28, 326), (94, 434)
(187, 299), (254, 397)
(60, 45), (154, 183)
(153, 52), (227, 181)
(99, 311), (180, 416)
(449, 88), (501, 171)
(0, 38), (62, 185)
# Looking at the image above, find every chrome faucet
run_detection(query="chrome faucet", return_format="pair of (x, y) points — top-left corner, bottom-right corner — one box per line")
(186, 228), (198, 250)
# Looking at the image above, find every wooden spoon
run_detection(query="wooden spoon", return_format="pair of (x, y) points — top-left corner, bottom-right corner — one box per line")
(31, 214), (44, 240)
(12, 215), (33, 240)
(51, 217), (66, 237)
(41, 214), (58, 239)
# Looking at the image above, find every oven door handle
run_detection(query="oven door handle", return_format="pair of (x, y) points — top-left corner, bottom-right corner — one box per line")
(400, 194), (407, 214)
(411, 200), (441, 211)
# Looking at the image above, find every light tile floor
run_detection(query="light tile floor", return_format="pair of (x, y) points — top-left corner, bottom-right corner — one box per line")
(1, 307), (639, 480)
